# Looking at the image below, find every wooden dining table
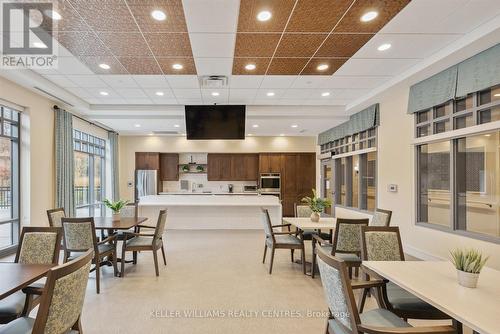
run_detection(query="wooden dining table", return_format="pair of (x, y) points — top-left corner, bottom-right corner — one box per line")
(92, 216), (148, 230)
(0, 263), (54, 300)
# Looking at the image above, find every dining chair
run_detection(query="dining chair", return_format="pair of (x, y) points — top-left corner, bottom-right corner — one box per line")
(46, 208), (65, 227)
(0, 227), (62, 324)
(0, 250), (93, 334)
(61, 217), (118, 293)
(359, 226), (451, 320)
(316, 248), (456, 334)
(369, 208), (392, 227)
(121, 209), (167, 277)
(294, 203), (332, 241)
(261, 208), (306, 275)
(311, 218), (368, 279)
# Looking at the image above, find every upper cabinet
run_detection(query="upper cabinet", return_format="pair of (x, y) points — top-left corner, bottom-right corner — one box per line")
(159, 153), (179, 181)
(135, 152), (160, 170)
(259, 153), (283, 173)
(207, 154), (259, 181)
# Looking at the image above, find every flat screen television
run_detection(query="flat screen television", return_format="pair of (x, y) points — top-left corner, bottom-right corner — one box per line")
(185, 105), (246, 140)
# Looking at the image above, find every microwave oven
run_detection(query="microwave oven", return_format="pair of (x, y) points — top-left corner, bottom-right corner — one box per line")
(259, 173), (281, 193)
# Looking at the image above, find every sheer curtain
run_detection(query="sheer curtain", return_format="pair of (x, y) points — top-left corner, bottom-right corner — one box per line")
(108, 131), (119, 201)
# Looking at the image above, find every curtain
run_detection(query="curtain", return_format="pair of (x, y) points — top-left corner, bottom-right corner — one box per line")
(108, 131), (119, 201)
(318, 104), (379, 145)
(55, 108), (75, 216)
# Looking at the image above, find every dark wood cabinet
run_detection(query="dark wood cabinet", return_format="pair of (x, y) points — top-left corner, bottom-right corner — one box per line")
(208, 153), (259, 181)
(159, 153), (179, 181)
(259, 153), (283, 173)
(135, 152), (160, 170)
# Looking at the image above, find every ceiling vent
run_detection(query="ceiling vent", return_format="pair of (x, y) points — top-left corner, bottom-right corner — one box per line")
(200, 76), (228, 89)
(153, 131), (180, 135)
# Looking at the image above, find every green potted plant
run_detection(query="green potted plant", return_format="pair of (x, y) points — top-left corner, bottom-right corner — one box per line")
(450, 248), (489, 288)
(104, 199), (129, 221)
(182, 165), (190, 173)
(196, 165), (204, 173)
(301, 189), (332, 222)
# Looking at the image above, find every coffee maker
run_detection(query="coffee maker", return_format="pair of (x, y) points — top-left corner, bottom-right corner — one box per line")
(228, 184), (234, 193)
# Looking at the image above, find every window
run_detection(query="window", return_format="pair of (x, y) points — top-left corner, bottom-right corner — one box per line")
(0, 106), (20, 256)
(73, 130), (105, 217)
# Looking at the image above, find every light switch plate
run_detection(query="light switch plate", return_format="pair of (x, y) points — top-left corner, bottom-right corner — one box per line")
(388, 184), (398, 192)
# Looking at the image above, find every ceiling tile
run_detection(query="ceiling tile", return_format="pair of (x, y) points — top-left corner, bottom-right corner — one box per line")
(117, 57), (162, 74)
(85, 87), (119, 98)
(57, 57), (94, 75)
(286, 0), (353, 32)
(316, 34), (375, 57)
(43, 74), (80, 88)
(124, 98), (153, 104)
(98, 33), (152, 57)
(79, 56), (128, 74)
(151, 98), (179, 104)
(301, 58), (348, 75)
(267, 58), (309, 75)
(99, 98), (128, 104)
(115, 88), (148, 99)
(334, 0), (411, 33)
(143, 88), (176, 99)
(68, 0), (139, 32)
(320, 76), (391, 89)
(56, 31), (111, 56)
(42, 0), (89, 32)
(260, 75), (297, 89)
(274, 33), (327, 57)
(166, 75), (200, 88)
(228, 89), (258, 100)
(128, 1), (188, 32)
(195, 58), (233, 76)
(229, 75), (264, 88)
(183, 0), (240, 33)
(328, 88), (370, 99)
(133, 75), (170, 88)
(234, 33), (281, 57)
(157, 58), (197, 75)
(282, 89), (314, 99)
(255, 88), (286, 99)
(189, 33), (236, 57)
(144, 33), (193, 57)
(334, 58), (418, 76)
(232, 58), (270, 75)
(290, 76), (331, 89)
(237, 0), (296, 33)
(172, 88), (202, 99)
(64, 86), (94, 98)
(176, 98), (203, 105)
(201, 88), (229, 101)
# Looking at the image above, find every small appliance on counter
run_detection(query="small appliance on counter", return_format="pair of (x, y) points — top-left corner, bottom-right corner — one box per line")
(228, 184), (234, 193)
(244, 185), (258, 192)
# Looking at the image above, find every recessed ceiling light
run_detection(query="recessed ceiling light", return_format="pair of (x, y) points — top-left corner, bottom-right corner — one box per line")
(247, 133), (253, 136)
(149, 133), (154, 136)
(317, 64), (329, 71)
(99, 63), (110, 70)
(245, 63), (256, 71)
(155, 91), (164, 96)
(279, 134), (285, 136)
(33, 42), (47, 48)
(377, 43), (392, 51)
(174, 124), (180, 128)
(172, 63), (183, 70)
(291, 124), (298, 128)
(257, 10), (272, 21)
(484, 134), (491, 137)
(267, 92), (275, 97)
(134, 124), (141, 128)
(494, 93), (500, 97)
(151, 10), (166, 21)
(44, 10), (62, 20)
(321, 92), (330, 97)
(99, 91), (109, 96)
(211, 92), (220, 97)
(252, 124), (259, 128)
(361, 11), (378, 22)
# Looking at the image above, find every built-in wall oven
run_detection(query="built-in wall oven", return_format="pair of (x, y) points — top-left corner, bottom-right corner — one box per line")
(259, 173), (281, 197)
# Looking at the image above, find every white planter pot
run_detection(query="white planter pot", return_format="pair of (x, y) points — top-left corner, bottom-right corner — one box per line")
(457, 270), (480, 288)
(112, 212), (120, 221)
(310, 212), (320, 222)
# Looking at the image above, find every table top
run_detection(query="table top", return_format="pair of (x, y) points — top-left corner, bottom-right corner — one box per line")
(362, 261), (500, 334)
(93, 216), (148, 230)
(0, 263), (54, 300)
(282, 217), (336, 230)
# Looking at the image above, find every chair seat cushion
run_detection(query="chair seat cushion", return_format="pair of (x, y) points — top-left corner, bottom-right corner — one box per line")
(328, 308), (411, 334)
(266, 235), (302, 246)
(317, 246), (360, 263)
(68, 243), (114, 261)
(126, 236), (159, 248)
(386, 282), (443, 313)
(0, 292), (25, 318)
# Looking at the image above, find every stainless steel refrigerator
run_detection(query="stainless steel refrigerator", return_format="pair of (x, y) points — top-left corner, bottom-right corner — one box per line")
(135, 170), (158, 200)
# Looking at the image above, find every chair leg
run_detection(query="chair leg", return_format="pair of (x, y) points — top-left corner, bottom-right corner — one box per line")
(311, 238), (317, 278)
(269, 246), (275, 275)
(153, 249), (159, 276)
(348, 266), (353, 279)
(358, 288), (369, 313)
(95, 259), (101, 294)
(161, 245), (167, 266)
(133, 251), (137, 265)
(112, 251), (118, 277)
(354, 266), (359, 278)
(262, 244), (267, 263)
(301, 246), (306, 275)
(72, 315), (83, 332)
(290, 249), (294, 262)
(121, 246), (126, 278)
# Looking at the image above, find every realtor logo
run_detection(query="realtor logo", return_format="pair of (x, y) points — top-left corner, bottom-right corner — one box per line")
(1, 1), (58, 69)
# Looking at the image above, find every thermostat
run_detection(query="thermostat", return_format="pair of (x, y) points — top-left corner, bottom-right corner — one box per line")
(388, 184), (398, 192)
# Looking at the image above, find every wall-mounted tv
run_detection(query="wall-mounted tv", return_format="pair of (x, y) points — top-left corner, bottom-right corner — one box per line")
(185, 105), (246, 140)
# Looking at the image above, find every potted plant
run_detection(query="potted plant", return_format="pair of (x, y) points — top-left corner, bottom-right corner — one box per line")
(104, 199), (129, 221)
(301, 189), (332, 222)
(450, 248), (489, 288)
(182, 165), (190, 173)
(196, 165), (204, 173)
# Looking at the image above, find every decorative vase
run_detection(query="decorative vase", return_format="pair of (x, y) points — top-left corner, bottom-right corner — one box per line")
(112, 212), (120, 221)
(457, 270), (479, 288)
(310, 212), (320, 222)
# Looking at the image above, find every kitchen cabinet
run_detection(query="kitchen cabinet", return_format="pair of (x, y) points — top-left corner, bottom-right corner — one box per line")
(259, 153), (283, 173)
(135, 152), (160, 170)
(159, 153), (179, 181)
(207, 154), (259, 181)
(207, 154), (232, 181)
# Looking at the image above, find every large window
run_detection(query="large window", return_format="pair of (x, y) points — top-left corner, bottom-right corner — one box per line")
(416, 85), (500, 241)
(73, 130), (106, 217)
(0, 106), (20, 256)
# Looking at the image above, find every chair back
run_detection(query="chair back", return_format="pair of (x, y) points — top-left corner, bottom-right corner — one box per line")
(61, 217), (97, 253)
(361, 226), (404, 261)
(317, 248), (360, 334)
(332, 218), (369, 255)
(15, 227), (62, 265)
(295, 204), (313, 218)
(369, 208), (392, 227)
(46, 208), (66, 228)
(120, 202), (138, 218)
(260, 209), (275, 243)
(32, 250), (93, 334)
(153, 209), (167, 243)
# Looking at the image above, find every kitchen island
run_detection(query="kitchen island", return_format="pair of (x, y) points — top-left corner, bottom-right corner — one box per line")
(138, 194), (282, 229)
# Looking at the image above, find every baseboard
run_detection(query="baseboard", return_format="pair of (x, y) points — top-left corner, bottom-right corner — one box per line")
(404, 244), (446, 261)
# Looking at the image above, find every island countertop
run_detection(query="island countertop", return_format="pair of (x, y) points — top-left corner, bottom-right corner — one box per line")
(138, 194), (281, 207)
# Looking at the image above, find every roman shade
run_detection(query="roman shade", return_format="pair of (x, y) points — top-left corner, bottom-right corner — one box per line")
(318, 104), (379, 145)
(456, 43), (500, 98)
(407, 66), (458, 114)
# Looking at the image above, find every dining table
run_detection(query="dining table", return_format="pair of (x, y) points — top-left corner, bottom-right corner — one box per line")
(362, 260), (500, 334)
(92, 216), (148, 230)
(0, 263), (54, 300)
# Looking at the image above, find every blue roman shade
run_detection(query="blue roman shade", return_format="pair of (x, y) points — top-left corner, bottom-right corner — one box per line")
(318, 104), (379, 145)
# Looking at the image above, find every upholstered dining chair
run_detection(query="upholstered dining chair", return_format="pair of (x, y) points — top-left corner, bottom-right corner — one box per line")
(46, 207), (65, 227)
(121, 209), (167, 277)
(359, 226), (451, 321)
(0, 227), (62, 324)
(261, 208), (306, 275)
(311, 218), (368, 279)
(61, 217), (118, 293)
(369, 208), (392, 227)
(0, 250), (93, 334)
(316, 248), (456, 334)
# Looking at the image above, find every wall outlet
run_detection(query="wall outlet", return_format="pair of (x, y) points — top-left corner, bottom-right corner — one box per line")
(388, 184), (398, 192)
